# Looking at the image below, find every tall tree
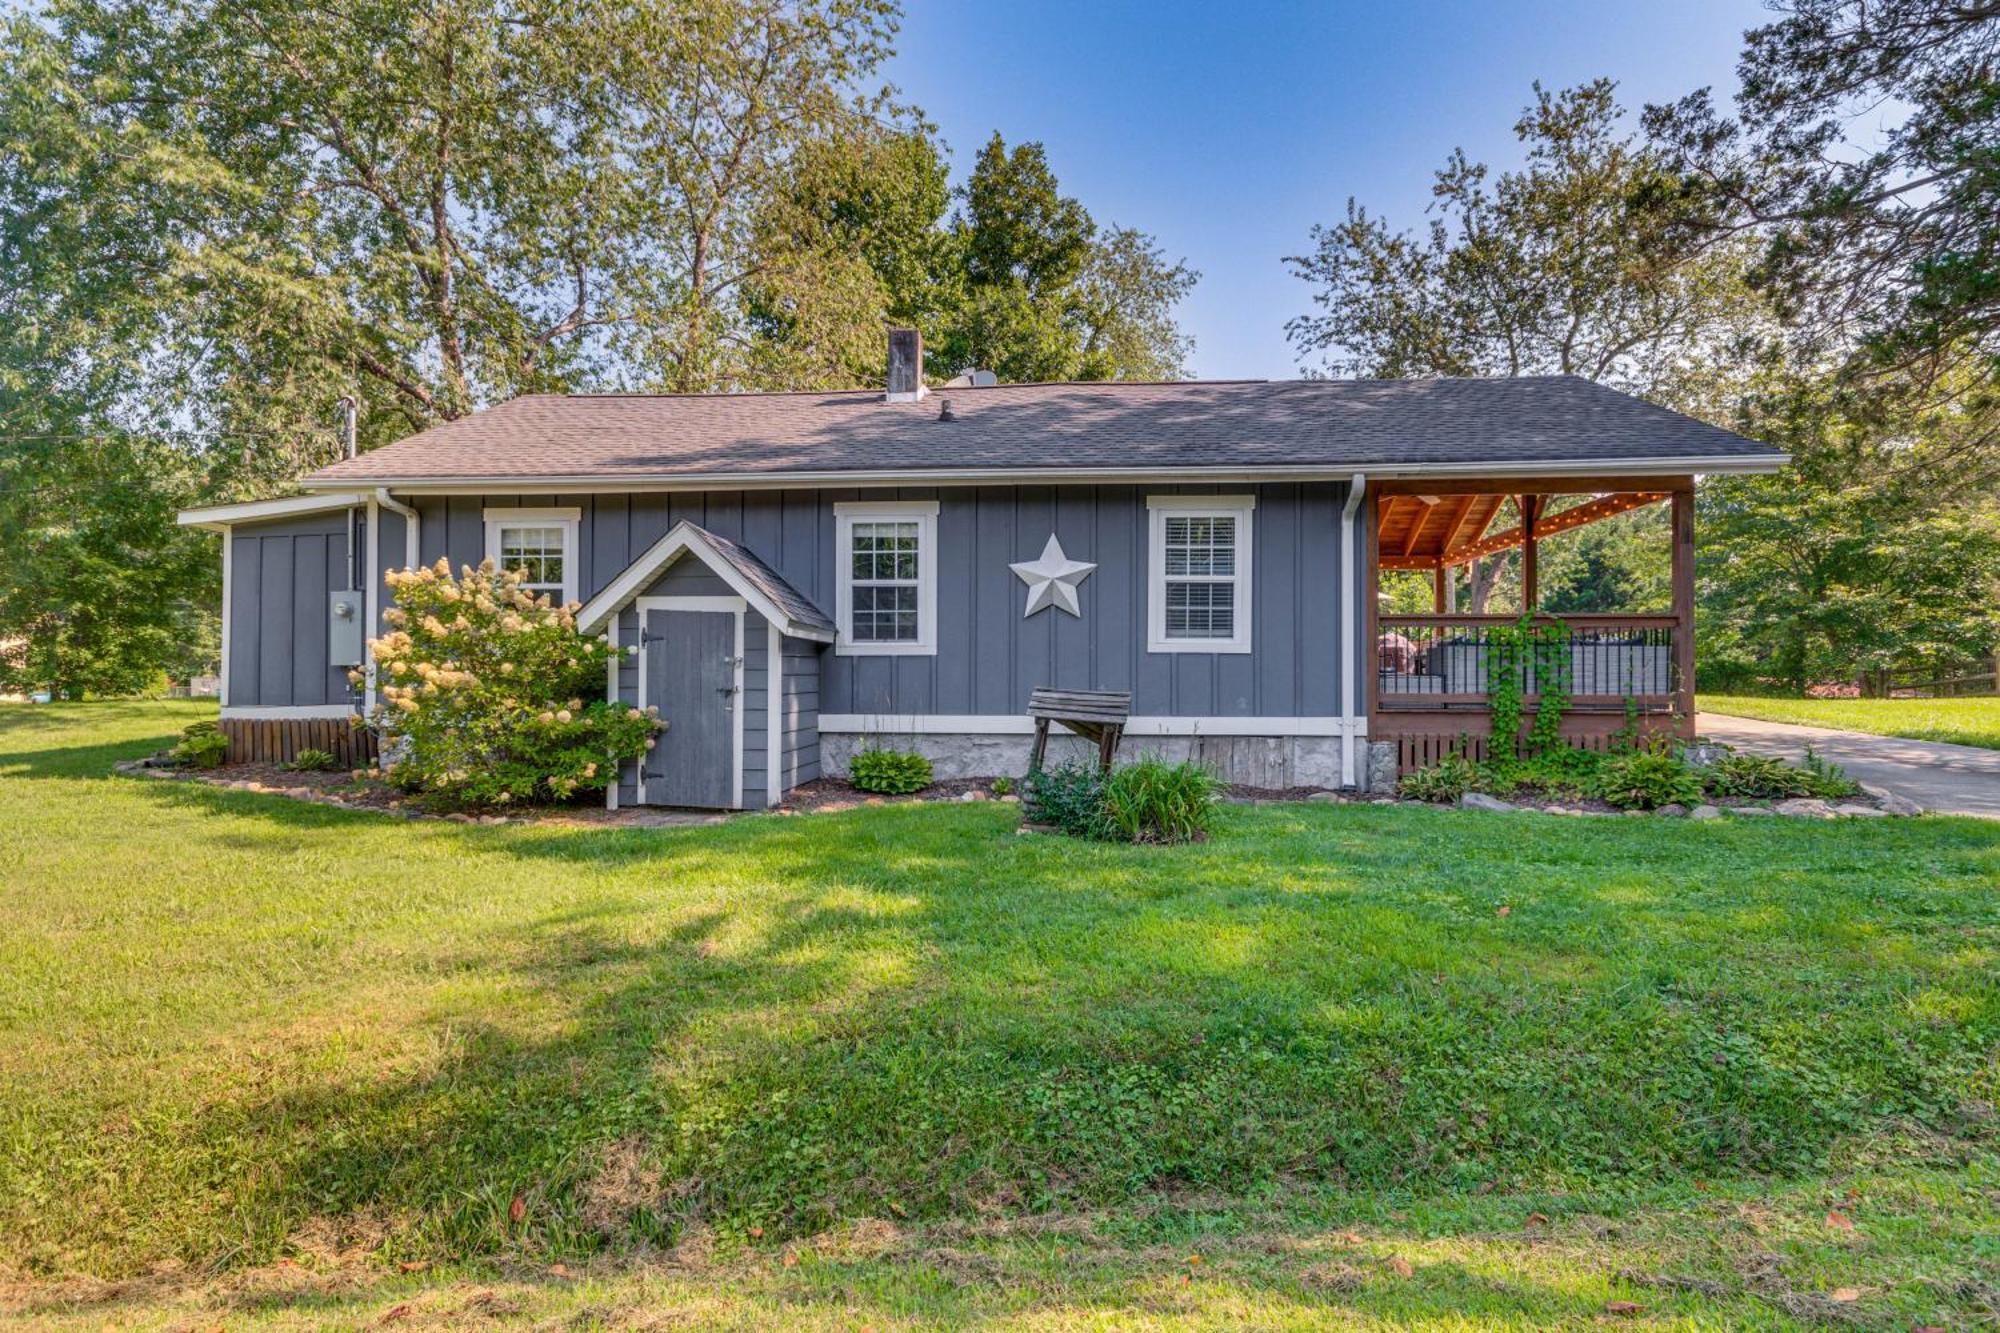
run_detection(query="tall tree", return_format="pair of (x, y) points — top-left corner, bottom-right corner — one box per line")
(1646, 0), (2000, 484)
(1, 0), (904, 472)
(1287, 81), (1762, 611)
(1286, 80), (1761, 389)
(942, 134), (1196, 382)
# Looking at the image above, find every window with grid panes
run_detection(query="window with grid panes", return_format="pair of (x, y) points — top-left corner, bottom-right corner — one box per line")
(847, 520), (921, 642)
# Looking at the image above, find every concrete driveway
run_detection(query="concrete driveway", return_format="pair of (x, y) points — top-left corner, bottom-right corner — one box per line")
(1697, 712), (2000, 820)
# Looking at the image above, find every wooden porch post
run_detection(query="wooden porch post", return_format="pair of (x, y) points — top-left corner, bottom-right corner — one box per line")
(1671, 484), (1696, 731)
(1519, 495), (1539, 612)
(1432, 562), (1448, 613)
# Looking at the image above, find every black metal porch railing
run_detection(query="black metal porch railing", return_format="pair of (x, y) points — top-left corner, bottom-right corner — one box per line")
(1376, 615), (1680, 704)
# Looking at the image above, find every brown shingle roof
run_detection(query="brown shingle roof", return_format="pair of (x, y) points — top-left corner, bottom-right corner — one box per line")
(305, 376), (1781, 486)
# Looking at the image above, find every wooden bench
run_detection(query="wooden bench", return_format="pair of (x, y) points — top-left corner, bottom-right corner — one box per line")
(1027, 687), (1133, 772)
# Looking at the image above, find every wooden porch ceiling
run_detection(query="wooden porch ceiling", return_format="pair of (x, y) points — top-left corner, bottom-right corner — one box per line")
(1376, 490), (1671, 571)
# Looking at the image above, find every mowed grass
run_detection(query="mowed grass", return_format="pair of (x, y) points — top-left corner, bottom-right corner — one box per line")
(2, 702), (1998, 1329)
(1701, 692), (2000, 750)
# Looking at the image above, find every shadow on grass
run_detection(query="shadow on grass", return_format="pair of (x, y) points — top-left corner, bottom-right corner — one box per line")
(0, 701), (199, 779)
(7, 708), (1999, 1324)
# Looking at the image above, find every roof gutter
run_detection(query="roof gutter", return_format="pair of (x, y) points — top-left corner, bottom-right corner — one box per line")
(296, 453), (1788, 495)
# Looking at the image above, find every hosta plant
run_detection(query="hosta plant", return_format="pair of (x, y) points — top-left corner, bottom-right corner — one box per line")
(357, 558), (660, 807)
(1592, 746), (1703, 810)
(849, 748), (933, 794)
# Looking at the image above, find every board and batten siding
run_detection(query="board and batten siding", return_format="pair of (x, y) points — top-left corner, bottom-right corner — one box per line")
(227, 511), (359, 709)
(412, 481), (1355, 721)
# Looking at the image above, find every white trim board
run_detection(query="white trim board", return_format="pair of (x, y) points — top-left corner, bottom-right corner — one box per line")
(179, 491), (369, 530)
(766, 620), (782, 807)
(221, 705), (362, 720)
(820, 714), (1367, 738)
(364, 496), (380, 714)
(635, 594), (747, 810)
(219, 530), (234, 708)
(298, 453), (1789, 494)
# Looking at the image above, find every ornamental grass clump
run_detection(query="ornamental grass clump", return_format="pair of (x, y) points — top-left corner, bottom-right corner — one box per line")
(357, 558), (660, 807)
(1026, 756), (1221, 844)
(1099, 757), (1223, 843)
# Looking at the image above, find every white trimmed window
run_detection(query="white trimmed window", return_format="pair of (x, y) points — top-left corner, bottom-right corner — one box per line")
(1147, 495), (1254, 653)
(484, 507), (580, 606)
(834, 500), (938, 655)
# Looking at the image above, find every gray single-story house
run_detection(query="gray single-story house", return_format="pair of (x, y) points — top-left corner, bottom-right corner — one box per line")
(178, 331), (1785, 806)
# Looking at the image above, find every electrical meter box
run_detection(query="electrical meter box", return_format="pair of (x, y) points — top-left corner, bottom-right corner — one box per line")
(329, 590), (364, 667)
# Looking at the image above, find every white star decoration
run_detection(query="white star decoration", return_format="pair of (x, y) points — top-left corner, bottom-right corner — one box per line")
(1009, 534), (1097, 618)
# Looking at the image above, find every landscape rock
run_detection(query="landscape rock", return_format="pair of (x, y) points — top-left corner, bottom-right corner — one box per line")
(1727, 804), (1775, 815)
(998, 794), (1020, 804)
(1688, 804), (1723, 821)
(1459, 792), (1515, 813)
(1657, 803), (1689, 818)
(1307, 791), (1340, 802)
(1833, 803), (1888, 818)
(959, 790), (989, 802)
(1772, 798), (1836, 819)
(1860, 784), (1923, 816)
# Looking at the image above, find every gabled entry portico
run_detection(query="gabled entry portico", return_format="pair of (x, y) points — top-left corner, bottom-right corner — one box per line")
(578, 521), (835, 810)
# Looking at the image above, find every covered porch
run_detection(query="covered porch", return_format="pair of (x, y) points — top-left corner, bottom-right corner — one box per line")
(1365, 476), (1696, 770)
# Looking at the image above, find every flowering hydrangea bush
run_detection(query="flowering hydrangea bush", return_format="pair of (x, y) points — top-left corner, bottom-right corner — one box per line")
(352, 558), (660, 807)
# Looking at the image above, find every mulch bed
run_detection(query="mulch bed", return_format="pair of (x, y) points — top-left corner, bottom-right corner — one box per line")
(119, 760), (1360, 824)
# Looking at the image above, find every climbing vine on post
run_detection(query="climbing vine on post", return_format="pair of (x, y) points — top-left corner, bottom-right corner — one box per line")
(1484, 615), (1572, 758)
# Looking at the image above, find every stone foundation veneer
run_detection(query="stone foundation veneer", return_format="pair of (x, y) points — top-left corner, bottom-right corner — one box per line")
(821, 730), (1399, 794)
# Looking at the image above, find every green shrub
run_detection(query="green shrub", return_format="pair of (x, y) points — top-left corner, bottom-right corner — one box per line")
(170, 720), (228, 768)
(989, 775), (1014, 797)
(1478, 747), (1604, 800)
(1099, 757), (1222, 844)
(1700, 746), (1860, 801)
(1398, 753), (1478, 803)
(363, 559), (659, 808)
(1023, 761), (1110, 837)
(1801, 744), (1862, 799)
(849, 748), (932, 794)
(1592, 747), (1703, 809)
(283, 747), (338, 773)
(1703, 751), (1816, 799)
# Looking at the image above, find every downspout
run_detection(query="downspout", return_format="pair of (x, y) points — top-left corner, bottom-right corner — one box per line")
(1339, 474), (1367, 788)
(370, 489), (421, 718)
(374, 487), (419, 572)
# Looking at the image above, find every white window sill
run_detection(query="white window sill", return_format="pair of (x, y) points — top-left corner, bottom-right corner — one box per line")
(835, 639), (937, 657)
(1147, 638), (1254, 654)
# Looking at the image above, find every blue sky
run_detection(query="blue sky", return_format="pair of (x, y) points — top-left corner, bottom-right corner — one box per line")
(887, 0), (1770, 380)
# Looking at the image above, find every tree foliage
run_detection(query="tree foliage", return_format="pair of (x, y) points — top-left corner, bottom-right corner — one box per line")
(1292, 67), (2000, 689)
(0, 0), (1198, 693)
(1646, 0), (2000, 459)
(1286, 80), (1762, 392)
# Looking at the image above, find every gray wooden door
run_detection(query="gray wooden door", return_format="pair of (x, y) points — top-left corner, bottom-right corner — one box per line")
(644, 608), (737, 807)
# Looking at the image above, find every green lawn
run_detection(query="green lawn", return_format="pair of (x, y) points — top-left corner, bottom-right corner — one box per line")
(3, 702), (1998, 1329)
(1700, 692), (2000, 751)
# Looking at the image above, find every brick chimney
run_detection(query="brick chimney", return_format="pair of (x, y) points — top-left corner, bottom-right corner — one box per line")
(886, 327), (925, 402)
